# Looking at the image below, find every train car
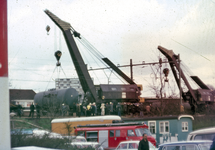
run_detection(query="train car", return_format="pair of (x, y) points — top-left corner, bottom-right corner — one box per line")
(34, 88), (79, 110)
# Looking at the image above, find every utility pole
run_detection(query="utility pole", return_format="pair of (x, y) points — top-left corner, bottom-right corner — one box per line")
(130, 59), (133, 81)
(0, 0), (11, 149)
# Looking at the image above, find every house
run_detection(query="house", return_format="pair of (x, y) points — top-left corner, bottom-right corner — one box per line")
(123, 115), (194, 145)
(10, 89), (36, 108)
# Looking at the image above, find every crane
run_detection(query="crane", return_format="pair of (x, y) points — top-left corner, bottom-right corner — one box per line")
(44, 10), (141, 104)
(158, 46), (214, 113)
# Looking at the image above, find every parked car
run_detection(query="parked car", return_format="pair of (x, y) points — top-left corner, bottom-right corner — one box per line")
(158, 140), (212, 150)
(71, 136), (87, 142)
(12, 146), (62, 150)
(187, 127), (215, 141)
(115, 140), (157, 150)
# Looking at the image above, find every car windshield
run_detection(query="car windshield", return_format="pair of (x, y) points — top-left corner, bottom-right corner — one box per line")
(135, 128), (152, 136)
(198, 143), (213, 150)
(74, 139), (86, 142)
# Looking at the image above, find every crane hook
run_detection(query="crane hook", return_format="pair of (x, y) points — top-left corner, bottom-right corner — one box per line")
(46, 25), (50, 35)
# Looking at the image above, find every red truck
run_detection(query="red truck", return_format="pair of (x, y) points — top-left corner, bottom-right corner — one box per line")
(74, 122), (156, 149)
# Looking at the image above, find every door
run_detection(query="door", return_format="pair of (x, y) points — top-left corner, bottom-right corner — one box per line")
(99, 130), (108, 148)
(109, 130), (115, 148)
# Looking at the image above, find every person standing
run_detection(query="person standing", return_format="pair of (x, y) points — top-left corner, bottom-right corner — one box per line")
(100, 103), (105, 116)
(87, 103), (91, 116)
(17, 102), (22, 118)
(28, 102), (35, 118)
(91, 104), (95, 116)
(116, 103), (122, 117)
(94, 103), (97, 116)
(110, 102), (113, 115)
(35, 103), (41, 119)
(77, 103), (81, 117)
(105, 103), (109, 115)
(138, 133), (149, 150)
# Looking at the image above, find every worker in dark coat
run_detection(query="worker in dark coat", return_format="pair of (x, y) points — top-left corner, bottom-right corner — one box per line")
(91, 103), (95, 116)
(35, 103), (41, 119)
(77, 103), (81, 117)
(138, 133), (149, 150)
(28, 102), (35, 118)
(17, 102), (22, 118)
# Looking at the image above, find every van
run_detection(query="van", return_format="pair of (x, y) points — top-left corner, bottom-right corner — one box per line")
(51, 115), (121, 135)
(187, 127), (215, 141)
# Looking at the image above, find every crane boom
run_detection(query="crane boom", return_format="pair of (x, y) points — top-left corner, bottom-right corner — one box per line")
(157, 46), (197, 102)
(102, 58), (136, 84)
(44, 10), (98, 103)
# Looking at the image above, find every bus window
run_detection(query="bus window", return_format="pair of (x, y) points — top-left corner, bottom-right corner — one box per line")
(86, 131), (98, 142)
(116, 130), (120, 137)
(127, 130), (135, 136)
(110, 130), (114, 137)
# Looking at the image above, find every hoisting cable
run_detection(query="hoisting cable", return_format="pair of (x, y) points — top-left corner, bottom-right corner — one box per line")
(76, 40), (101, 84)
(76, 36), (126, 84)
(45, 66), (58, 91)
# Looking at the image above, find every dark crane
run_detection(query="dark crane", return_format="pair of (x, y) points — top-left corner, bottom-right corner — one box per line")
(44, 10), (141, 104)
(44, 10), (98, 103)
(158, 46), (214, 113)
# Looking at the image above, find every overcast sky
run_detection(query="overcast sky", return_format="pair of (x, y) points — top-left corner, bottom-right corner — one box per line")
(8, 0), (215, 97)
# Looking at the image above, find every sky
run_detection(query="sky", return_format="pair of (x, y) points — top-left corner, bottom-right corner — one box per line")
(8, 0), (215, 97)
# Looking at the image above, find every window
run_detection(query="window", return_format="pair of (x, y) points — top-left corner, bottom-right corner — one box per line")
(159, 121), (169, 133)
(135, 128), (152, 136)
(111, 87), (117, 91)
(194, 133), (215, 140)
(166, 146), (180, 150)
(122, 92), (126, 98)
(121, 88), (126, 91)
(86, 131), (98, 142)
(182, 122), (188, 132)
(77, 131), (85, 136)
(148, 121), (156, 134)
(127, 130), (135, 136)
(129, 143), (138, 149)
(110, 130), (114, 137)
(199, 143), (213, 150)
(117, 143), (127, 149)
(182, 145), (198, 150)
(116, 130), (120, 137)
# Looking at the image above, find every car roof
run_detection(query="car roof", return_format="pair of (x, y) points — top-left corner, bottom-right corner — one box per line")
(159, 140), (212, 146)
(118, 140), (153, 144)
(188, 127), (215, 135)
(119, 140), (140, 144)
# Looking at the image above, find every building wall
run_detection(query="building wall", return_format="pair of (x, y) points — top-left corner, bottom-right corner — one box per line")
(177, 117), (193, 141)
(124, 117), (193, 145)
(55, 78), (84, 96)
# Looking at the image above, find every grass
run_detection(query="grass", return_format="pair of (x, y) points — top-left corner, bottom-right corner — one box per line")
(11, 117), (52, 130)
(193, 115), (215, 130)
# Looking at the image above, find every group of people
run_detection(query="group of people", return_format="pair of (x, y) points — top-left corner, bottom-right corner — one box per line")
(100, 102), (122, 116)
(71, 102), (97, 117)
(16, 102), (41, 118)
(68, 102), (152, 117)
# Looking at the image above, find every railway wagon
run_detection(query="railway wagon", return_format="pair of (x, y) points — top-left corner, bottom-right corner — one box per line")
(34, 88), (79, 110)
